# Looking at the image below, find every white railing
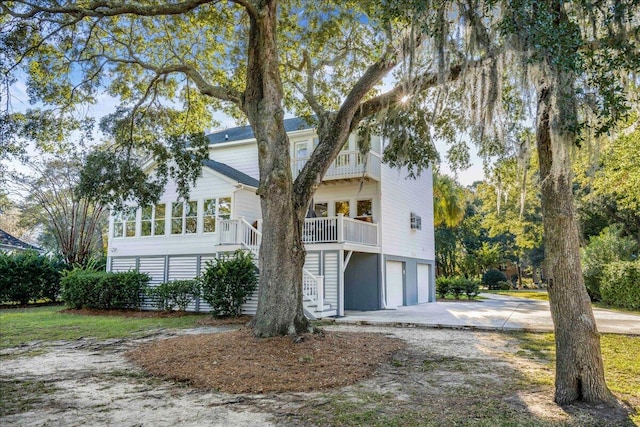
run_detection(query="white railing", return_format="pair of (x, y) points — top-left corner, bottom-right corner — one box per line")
(218, 217), (327, 314)
(302, 269), (324, 312)
(292, 150), (381, 181)
(303, 214), (378, 246)
(343, 217), (378, 246)
(218, 217), (262, 248)
(303, 217), (338, 243)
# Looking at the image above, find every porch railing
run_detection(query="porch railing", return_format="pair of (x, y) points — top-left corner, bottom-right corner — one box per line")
(303, 214), (378, 246)
(218, 217), (326, 313)
(292, 150), (381, 181)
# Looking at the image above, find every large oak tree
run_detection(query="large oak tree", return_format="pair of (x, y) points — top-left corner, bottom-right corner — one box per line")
(1, 0), (637, 406)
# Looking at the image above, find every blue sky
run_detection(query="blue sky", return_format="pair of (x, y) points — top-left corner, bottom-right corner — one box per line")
(5, 78), (485, 188)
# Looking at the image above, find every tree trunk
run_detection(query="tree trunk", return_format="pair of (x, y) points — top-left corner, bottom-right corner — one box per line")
(244, 0), (309, 337)
(536, 82), (614, 405)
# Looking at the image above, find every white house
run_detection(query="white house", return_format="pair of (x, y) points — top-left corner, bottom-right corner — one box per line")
(106, 117), (436, 318)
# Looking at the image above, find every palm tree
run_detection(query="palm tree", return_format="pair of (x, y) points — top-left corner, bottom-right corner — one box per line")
(433, 173), (466, 228)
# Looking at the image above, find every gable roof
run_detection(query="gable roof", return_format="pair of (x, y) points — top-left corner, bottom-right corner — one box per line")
(0, 228), (40, 252)
(207, 117), (315, 145)
(202, 159), (259, 188)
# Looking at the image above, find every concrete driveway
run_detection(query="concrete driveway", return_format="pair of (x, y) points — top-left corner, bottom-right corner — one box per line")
(335, 293), (640, 335)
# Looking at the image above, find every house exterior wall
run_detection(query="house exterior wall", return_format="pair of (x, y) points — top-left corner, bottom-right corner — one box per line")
(106, 124), (437, 314)
(107, 167), (258, 258)
(208, 141), (259, 179)
(379, 163), (435, 261)
(344, 253), (381, 310)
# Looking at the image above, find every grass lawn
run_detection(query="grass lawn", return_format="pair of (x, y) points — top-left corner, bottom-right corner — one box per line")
(0, 306), (209, 349)
(484, 289), (550, 301)
(516, 332), (640, 423)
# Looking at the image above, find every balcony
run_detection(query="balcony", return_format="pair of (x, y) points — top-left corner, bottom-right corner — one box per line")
(219, 215), (379, 248)
(302, 215), (378, 246)
(291, 150), (381, 182)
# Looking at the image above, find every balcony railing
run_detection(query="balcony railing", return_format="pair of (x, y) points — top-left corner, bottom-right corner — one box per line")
(303, 214), (378, 246)
(292, 150), (381, 181)
(220, 215), (379, 248)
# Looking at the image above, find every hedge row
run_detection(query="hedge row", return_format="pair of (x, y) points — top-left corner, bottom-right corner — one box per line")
(601, 261), (640, 311)
(0, 251), (66, 304)
(60, 250), (256, 316)
(61, 270), (150, 310)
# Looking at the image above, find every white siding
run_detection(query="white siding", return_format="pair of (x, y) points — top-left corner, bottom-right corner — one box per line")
(323, 252), (339, 308)
(233, 188), (261, 223)
(208, 142), (259, 179)
(111, 257), (137, 272)
(380, 163), (435, 260)
(138, 257), (166, 310)
(108, 167), (238, 258)
(312, 181), (380, 220)
(304, 252), (321, 275)
(168, 256), (198, 280)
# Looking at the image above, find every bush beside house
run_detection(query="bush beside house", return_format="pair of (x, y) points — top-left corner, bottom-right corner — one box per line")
(200, 250), (258, 317)
(0, 251), (65, 304)
(147, 279), (200, 311)
(61, 270), (150, 309)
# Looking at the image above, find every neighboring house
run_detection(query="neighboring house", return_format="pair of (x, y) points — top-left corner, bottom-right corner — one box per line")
(0, 228), (41, 253)
(106, 117), (436, 318)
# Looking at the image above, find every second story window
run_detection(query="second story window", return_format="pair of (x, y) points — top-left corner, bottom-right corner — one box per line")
(335, 200), (350, 217)
(357, 199), (372, 217)
(203, 197), (232, 232)
(171, 201), (198, 235)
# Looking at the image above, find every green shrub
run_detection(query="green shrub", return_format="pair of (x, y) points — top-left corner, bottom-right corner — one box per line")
(61, 270), (150, 309)
(436, 277), (450, 299)
(482, 269), (508, 290)
(200, 250), (257, 317)
(0, 251), (63, 304)
(449, 277), (466, 300)
(601, 261), (640, 310)
(147, 280), (200, 311)
(582, 225), (637, 301)
(497, 281), (512, 290)
(464, 278), (480, 299)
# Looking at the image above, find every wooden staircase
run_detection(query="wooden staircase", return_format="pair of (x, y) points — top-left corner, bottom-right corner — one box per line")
(219, 218), (336, 319)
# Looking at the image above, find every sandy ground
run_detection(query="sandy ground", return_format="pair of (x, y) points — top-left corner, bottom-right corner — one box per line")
(0, 325), (630, 426)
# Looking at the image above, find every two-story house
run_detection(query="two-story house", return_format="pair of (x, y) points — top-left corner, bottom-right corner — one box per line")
(106, 117), (436, 318)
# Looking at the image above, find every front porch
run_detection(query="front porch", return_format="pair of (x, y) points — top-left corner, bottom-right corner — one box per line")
(217, 216), (380, 319)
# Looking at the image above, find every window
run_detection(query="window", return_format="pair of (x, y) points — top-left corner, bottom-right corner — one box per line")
(154, 204), (166, 236)
(357, 199), (372, 217)
(141, 205), (153, 236)
(171, 201), (198, 234)
(314, 202), (328, 217)
(185, 201), (197, 234)
(335, 200), (350, 217)
(141, 204), (166, 236)
(171, 202), (183, 234)
(410, 212), (422, 230)
(113, 207), (136, 238)
(203, 197), (232, 233)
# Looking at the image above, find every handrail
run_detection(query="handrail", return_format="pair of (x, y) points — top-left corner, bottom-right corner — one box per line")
(292, 150), (381, 181)
(220, 218), (326, 313)
(303, 215), (378, 246)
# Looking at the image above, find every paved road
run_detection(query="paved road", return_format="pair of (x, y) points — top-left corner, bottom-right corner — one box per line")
(335, 293), (640, 335)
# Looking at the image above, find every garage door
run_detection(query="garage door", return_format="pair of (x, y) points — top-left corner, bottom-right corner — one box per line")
(386, 260), (404, 308)
(417, 264), (430, 303)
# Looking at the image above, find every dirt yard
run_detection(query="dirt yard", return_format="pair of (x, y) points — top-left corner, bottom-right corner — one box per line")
(0, 324), (634, 426)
